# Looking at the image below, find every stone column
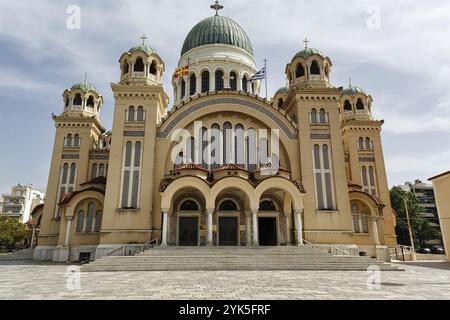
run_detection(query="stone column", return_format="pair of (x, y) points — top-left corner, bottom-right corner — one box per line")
(252, 208), (259, 246)
(246, 213), (252, 246)
(295, 209), (303, 245)
(161, 209), (169, 247)
(64, 217), (72, 247)
(371, 217), (380, 245)
(206, 208), (214, 246)
(284, 214), (291, 245)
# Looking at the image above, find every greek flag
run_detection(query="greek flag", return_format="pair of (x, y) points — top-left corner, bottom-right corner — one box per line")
(248, 67), (266, 82)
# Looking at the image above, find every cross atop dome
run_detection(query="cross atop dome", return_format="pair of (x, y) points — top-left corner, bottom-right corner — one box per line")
(141, 33), (148, 45)
(211, 0), (224, 16)
(303, 37), (309, 49)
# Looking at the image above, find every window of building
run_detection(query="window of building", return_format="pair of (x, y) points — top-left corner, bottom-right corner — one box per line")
(356, 99), (364, 110)
(149, 61), (157, 75)
(215, 70), (224, 91)
(352, 203), (369, 233)
(361, 165), (377, 196)
(310, 108), (318, 123)
(73, 93), (82, 106)
(310, 60), (320, 75)
(180, 199), (199, 211)
(242, 75), (248, 92)
(189, 74), (196, 96)
(230, 72), (237, 91)
(313, 144), (335, 210)
(344, 100), (352, 112)
(201, 71), (210, 93)
(134, 57), (145, 72)
(219, 200), (238, 211)
(120, 141), (142, 209)
(296, 63), (305, 78)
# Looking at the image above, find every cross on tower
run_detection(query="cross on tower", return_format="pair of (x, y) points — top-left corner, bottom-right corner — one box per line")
(211, 0), (224, 16)
(141, 34), (148, 45)
(303, 37), (309, 49)
(84, 72), (88, 83)
(348, 77), (352, 88)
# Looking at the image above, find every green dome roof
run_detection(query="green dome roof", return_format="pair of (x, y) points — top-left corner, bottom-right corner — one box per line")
(181, 15), (253, 56)
(128, 43), (156, 56)
(292, 47), (324, 61)
(275, 86), (289, 96)
(71, 81), (99, 94)
(341, 86), (366, 96)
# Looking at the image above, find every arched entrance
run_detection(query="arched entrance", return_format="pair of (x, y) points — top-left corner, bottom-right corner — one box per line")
(177, 198), (201, 246)
(217, 199), (240, 246)
(258, 198), (280, 246)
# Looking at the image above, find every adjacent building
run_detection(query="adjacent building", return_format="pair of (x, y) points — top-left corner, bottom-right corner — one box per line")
(1, 184), (45, 224)
(401, 180), (442, 245)
(429, 171), (450, 261)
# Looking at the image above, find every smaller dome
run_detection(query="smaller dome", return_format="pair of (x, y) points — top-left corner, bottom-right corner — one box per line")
(128, 43), (156, 56)
(292, 47), (324, 61)
(341, 86), (366, 96)
(70, 81), (99, 94)
(275, 86), (289, 96)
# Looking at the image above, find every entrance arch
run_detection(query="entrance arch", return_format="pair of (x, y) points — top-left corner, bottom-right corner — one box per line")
(177, 198), (201, 246)
(217, 198), (241, 246)
(257, 198), (280, 246)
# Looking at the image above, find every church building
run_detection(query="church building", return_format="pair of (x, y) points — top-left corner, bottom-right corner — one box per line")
(33, 2), (397, 262)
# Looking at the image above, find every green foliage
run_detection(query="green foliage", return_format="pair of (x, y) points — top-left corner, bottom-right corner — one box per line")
(0, 216), (27, 250)
(390, 186), (439, 248)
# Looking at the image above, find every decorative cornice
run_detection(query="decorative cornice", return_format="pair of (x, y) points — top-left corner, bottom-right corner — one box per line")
(310, 133), (331, 140)
(124, 130), (145, 137)
(62, 154), (79, 160)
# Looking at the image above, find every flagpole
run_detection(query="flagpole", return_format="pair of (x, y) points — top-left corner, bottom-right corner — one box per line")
(264, 58), (268, 99)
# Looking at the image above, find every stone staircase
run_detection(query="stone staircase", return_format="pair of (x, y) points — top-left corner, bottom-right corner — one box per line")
(82, 246), (403, 272)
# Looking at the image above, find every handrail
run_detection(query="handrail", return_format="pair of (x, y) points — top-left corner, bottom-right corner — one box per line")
(106, 238), (160, 257)
(302, 239), (351, 256)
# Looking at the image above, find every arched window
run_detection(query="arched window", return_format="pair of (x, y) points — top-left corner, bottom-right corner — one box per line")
(219, 200), (238, 211)
(247, 128), (257, 171)
(186, 137), (195, 163)
(180, 199), (199, 211)
(91, 163), (98, 179)
(313, 143), (335, 210)
(65, 97), (70, 108)
(69, 163), (76, 187)
(310, 108), (318, 123)
(278, 98), (284, 109)
(223, 122), (232, 164)
(356, 99), (364, 110)
(66, 134), (73, 147)
(369, 166), (376, 195)
(365, 137), (371, 150)
(94, 211), (102, 232)
(189, 74), (196, 96)
(201, 127), (208, 168)
(296, 63), (305, 78)
(76, 210), (84, 233)
(319, 108), (327, 123)
(127, 106), (135, 121)
(131, 141), (142, 208)
(73, 93), (82, 106)
(98, 164), (105, 177)
(259, 200), (277, 211)
(86, 96), (94, 107)
(352, 202), (369, 233)
(121, 142), (132, 209)
(74, 134), (80, 147)
(215, 70), (224, 91)
(137, 106), (144, 121)
(123, 60), (129, 75)
(235, 124), (245, 167)
(358, 137), (364, 150)
(181, 79), (186, 99)
(134, 57), (145, 72)
(230, 72), (237, 90)
(344, 100), (352, 112)
(242, 75), (248, 93)
(86, 202), (94, 232)
(211, 124), (220, 170)
(201, 71), (210, 93)
(310, 60), (320, 75)
(149, 61), (157, 75)
(362, 166), (368, 193)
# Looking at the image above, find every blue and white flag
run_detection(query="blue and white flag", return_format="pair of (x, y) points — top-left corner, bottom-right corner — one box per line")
(248, 67), (266, 82)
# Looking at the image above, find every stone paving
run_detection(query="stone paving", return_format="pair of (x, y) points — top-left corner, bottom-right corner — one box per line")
(0, 260), (450, 299)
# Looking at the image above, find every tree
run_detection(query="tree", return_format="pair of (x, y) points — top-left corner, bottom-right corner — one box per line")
(0, 216), (27, 251)
(390, 186), (438, 249)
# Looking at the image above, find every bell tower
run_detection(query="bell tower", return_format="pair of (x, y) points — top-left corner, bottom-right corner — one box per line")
(36, 79), (105, 260)
(99, 37), (169, 248)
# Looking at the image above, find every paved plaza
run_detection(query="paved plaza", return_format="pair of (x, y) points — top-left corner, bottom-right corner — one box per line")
(0, 260), (450, 300)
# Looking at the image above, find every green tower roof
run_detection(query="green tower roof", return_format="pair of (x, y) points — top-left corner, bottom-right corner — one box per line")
(274, 86), (289, 96)
(128, 43), (156, 56)
(292, 47), (325, 61)
(70, 81), (99, 94)
(341, 86), (367, 96)
(181, 15), (253, 56)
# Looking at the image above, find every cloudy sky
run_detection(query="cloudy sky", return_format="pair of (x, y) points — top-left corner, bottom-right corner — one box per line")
(0, 0), (449, 194)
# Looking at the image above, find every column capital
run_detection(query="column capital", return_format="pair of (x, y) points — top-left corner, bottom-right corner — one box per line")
(162, 208), (170, 215)
(370, 215), (380, 221)
(251, 208), (259, 214)
(294, 208), (303, 215)
(206, 208), (214, 215)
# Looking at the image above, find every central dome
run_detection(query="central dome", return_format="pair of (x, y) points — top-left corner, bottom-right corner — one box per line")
(181, 15), (253, 56)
